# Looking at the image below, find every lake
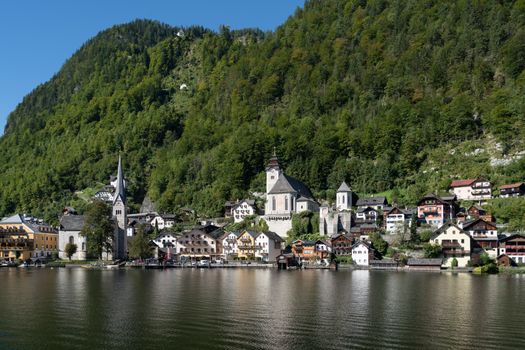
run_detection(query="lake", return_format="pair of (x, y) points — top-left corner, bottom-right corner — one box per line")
(0, 268), (523, 349)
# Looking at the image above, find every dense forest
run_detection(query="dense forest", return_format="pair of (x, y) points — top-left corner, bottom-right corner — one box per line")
(1, 0), (525, 223)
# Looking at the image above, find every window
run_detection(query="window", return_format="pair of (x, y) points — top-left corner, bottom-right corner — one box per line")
(272, 196), (276, 211)
(285, 196), (288, 211)
(82, 243), (85, 251)
(69, 236), (74, 245)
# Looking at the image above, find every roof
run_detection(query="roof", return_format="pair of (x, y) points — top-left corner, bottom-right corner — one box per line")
(500, 182), (524, 189)
(351, 241), (372, 250)
(407, 258), (443, 266)
(357, 206), (377, 214)
(292, 240), (316, 246)
(257, 231), (284, 242)
(430, 222), (469, 240)
(356, 197), (387, 207)
(268, 173), (315, 200)
(450, 179), (476, 187)
(232, 199), (256, 210)
(60, 215), (86, 231)
(190, 224), (223, 239)
(337, 181), (351, 192)
(0, 214), (24, 224)
(113, 155), (126, 204)
(462, 218), (497, 231)
(417, 193), (455, 206)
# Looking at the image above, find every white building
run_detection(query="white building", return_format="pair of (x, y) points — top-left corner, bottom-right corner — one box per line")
(150, 214), (176, 230)
(58, 215), (87, 260)
(450, 178), (492, 201)
(230, 200), (257, 223)
(221, 231), (241, 259)
(264, 152), (319, 237)
(152, 232), (178, 249)
(351, 241), (374, 266)
(385, 207), (415, 234)
(319, 182), (354, 236)
(254, 231), (284, 262)
(430, 223), (472, 268)
(356, 196), (388, 211)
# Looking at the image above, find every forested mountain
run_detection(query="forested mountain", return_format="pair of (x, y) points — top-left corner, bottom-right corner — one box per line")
(2, 0), (525, 222)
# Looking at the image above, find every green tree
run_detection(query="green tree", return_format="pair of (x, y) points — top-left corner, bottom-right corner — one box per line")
(64, 243), (78, 261)
(80, 201), (114, 260)
(423, 243), (442, 258)
(128, 224), (154, 259)
(370, 232), (389, 257)
(451, 257), (458, 268)
(410, 214), (418, 243)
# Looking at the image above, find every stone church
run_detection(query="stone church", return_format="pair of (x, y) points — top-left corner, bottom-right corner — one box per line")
(319, 182), (355, 237)
(264, 152), (319, 237)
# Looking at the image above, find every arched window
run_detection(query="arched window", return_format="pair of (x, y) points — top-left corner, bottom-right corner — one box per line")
(285, 196), (288, 211)
(69, 236), (74, 245)
(342, 196), (345, 204)
(272, 196), (276, 211)
(82, 242), (85, 251)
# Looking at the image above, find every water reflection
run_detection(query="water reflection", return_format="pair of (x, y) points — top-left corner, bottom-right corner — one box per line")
(0, 269), (524, 350)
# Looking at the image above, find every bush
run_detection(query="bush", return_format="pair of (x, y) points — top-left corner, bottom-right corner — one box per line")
(335, 256), (353, 264)
(423, 243), (442, 258)
(451, 257), (458, 268)
(419, 230), (433, 242)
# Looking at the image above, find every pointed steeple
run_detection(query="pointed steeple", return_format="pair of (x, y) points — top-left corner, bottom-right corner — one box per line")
(266, 149), (281, 171)
(113, 155), (126, 204)
(337, 181), (351, 192)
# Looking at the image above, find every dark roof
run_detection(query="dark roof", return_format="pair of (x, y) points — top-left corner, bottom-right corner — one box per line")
(258, 231), (284, 242)
(292, 240), (316, 246)
(407, 258), (443, 266)
(191, 224), (223, 239)
(232, 199), (256, 210)
(356, 196), (387, 207)
(417, 193), (456, 206)
(337, 182), (351, 192)
(351, 241), (373, 250)
(357, 206), (377, 214)
(60, 215), (86, 231)
(113, 155), (126, 204)
(268, 173), (314, 200)
(462, 218), (497, 231)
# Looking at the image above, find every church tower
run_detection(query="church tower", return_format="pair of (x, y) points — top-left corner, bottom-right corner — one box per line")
(336, 181), (352, 211)
(112, 155), (127, 259)
(266, 148), (282, 194)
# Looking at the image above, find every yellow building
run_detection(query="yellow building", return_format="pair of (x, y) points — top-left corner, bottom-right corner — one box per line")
(0, 214), (58, 262)
(236, 230), (258, 260)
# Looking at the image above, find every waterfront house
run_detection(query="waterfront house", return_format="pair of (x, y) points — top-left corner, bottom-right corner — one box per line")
(236, 230), (258, 260)
(0, 214), (58, 262)
(314, 240), (332, 260)
(176, 224), (223, 259)
(430, 223), (472, 267)
(499, 182), (525, 198)
(351, 241), (374, 266)
(152, 232), (178, 249)
(417, 193), (457, 227)
(499, 235), (525, 264)
(384, 207), (414, 234)
(450, 178), (492, 201)
(220, 231), (240, 260)
(253, 231), (284, 262)
(461, 218), (499, 258)
(291, 240), (316, 261)
(331, 234), (353, 257)
(356, 196), (388, 211)
(58, 214), (87, 260)
(406, 258), (443, 271)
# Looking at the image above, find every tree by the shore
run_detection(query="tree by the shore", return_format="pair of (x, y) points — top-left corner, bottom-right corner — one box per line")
(80, 201), (114, 260)
(64, 243), (77, 261)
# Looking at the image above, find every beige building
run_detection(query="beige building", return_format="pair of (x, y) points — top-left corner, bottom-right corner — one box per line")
(430, 223), (472, 268)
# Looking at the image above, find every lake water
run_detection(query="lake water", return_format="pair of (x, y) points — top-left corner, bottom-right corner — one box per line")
(0, 268), (524, 349)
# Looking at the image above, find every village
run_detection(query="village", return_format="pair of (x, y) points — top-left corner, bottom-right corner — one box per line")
(1, 153), (525, 272)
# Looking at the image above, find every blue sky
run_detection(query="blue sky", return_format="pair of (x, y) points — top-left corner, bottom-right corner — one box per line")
(0, 0), (304, 133)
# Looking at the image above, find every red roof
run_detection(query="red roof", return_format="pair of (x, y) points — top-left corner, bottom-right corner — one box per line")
(500, 182), (524, 189)
(450, 179), (476, 187)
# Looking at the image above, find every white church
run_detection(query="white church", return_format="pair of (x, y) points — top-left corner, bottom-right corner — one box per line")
(263, 152), (319, 237)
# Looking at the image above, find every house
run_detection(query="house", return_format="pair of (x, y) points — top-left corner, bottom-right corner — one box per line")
(319, 182), (355, 236)
(417, 193), (457, 227)
(384, 207), (415, 234)
(461, 218), (499, 258)
(466, 205), (495, 222)
(150, 214), (177, 230)
(0, 214), (58, 262)
(228, 199), (257, 223)
(236, 230), (258, 260)
(176, 224), (223, 259)
(58, 214), (87, 260)
(450, 178), (492, 201)
(430, 223), (472, 267)
(499, 182), (525, 198)
(406, 258), (443, 271)
(221, 231), (241, 260)
(152, 232), (179, 249)
(359, 223), (379, 235)
(499, 235), (525, 264)
(356, 196), (388, 211)
(264, 152), (319, 237)
(254, 231), (284, 262)
(355, 207), (379, 224)
(331, 234), (353, 256)
(314, 240), (332, 260)
(291, 240), (317, 261)
(351, 241), (374, 266)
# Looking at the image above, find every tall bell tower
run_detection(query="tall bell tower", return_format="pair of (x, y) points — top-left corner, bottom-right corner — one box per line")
(266, 148), (282, 194)
(112, 155), (127, 259)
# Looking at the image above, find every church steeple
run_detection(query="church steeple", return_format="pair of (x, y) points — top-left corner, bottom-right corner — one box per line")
(113, 155), (126, 204)
(266, 150), (282, 194)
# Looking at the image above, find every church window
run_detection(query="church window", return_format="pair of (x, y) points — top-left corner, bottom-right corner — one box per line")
(272, 196), (276, 211)
(285, 196), (288, 211)
(342, 196), (345, 204)
(82, 243), (85, 251)
(69, 236), (74, 245)
(271, 176), (274, 180)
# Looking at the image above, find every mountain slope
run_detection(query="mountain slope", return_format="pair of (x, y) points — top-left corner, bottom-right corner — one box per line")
(1, 1), (525, 222)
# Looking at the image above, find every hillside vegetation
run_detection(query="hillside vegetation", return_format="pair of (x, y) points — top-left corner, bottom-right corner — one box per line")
(1, 0), (525, 222)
